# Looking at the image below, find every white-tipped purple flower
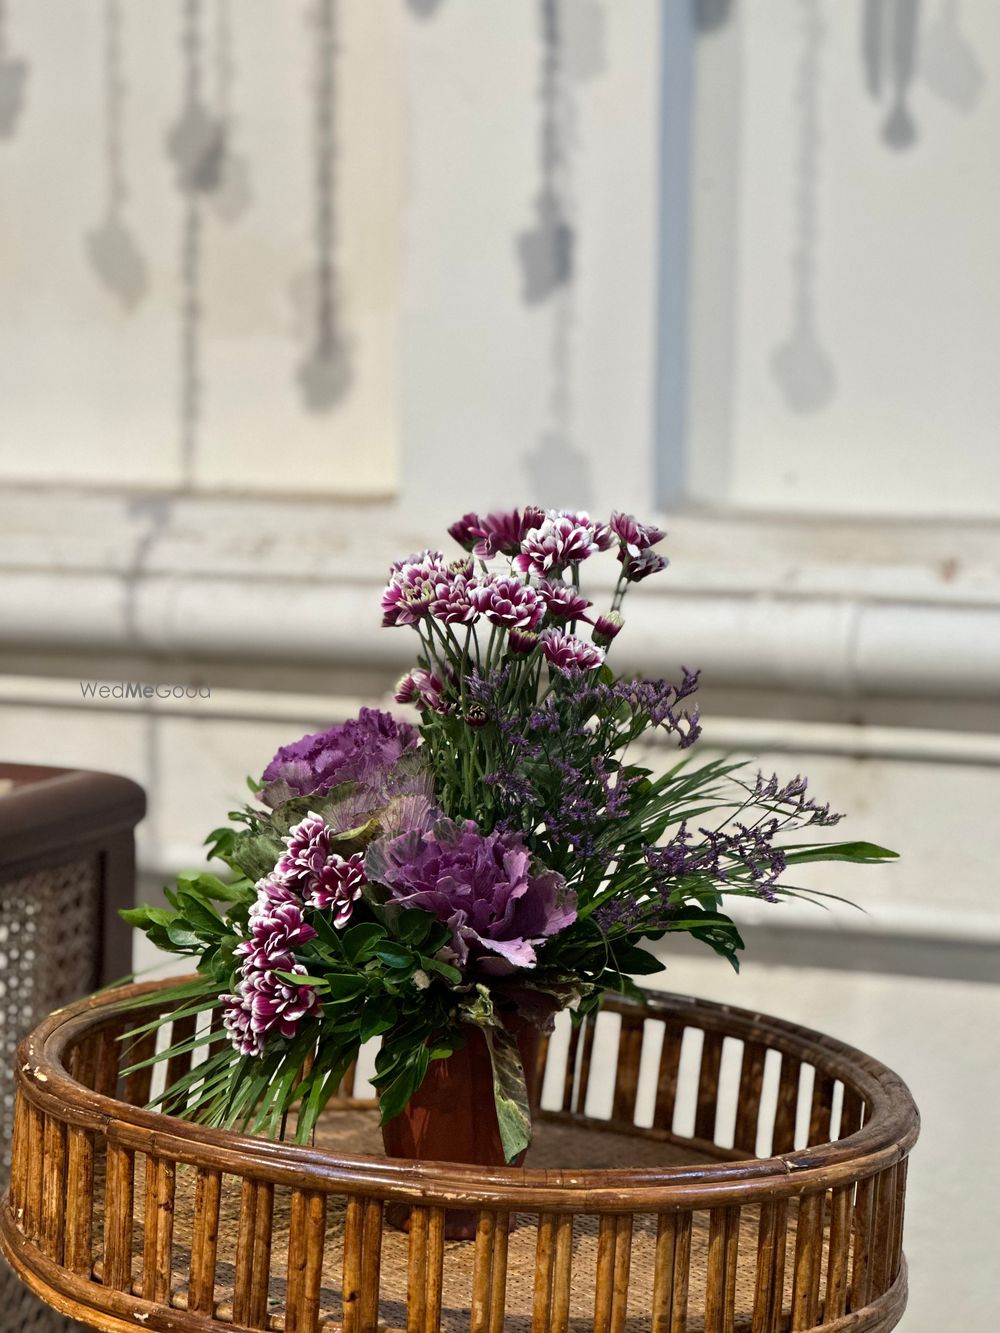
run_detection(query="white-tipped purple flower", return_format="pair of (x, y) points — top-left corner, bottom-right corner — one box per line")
(469, 575), (544, 630)
(382, 551), (449, 627)
(308, 852), (366, 927)
(221, 995), (264, 1057)
(429, 570), (479, 625)
(515, 511), (612, 577)
(539, 628), (605, 672)
(235, 900), (317, 970)
(448, 508), (546, 559)
(538, 581), (592, 622)
(244, 964), (322, 1040)
(592, 611), (624, 647)
(394, 666), (451, 715)
(619, 549), (669, 583)
(277, 812), (331, 892)
(609, 511), (666, 558)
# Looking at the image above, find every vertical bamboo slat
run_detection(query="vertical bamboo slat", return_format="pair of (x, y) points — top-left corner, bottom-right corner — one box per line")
(890, 1157), (909, 1283)
(771, 1056), (802, 1155)
(64, 1126), (95, 1277)
(24, 1100), (44, 1240)
(550, 1213), (574, 1333)
(751, 1198), (788, 1333)
(808, 1071), (836, 1147)
(405, 1205), (428, 1333)
(8, 1094), (27, 1221)
(102, 1143), (134, 1292)
(188, 1166), (222, 1315)
(359, 1198), (384, 1333)
(246, 1180), (274, 1328)
(471, 1211), (497, 1333)
(651, 1213), (679, 1333)
(733, 1043), (766, 1156)
(612, 1021), (644, 1124)
(654, 1022), (684, 1132)
(871, 1165), (897, 1297)
(695, 1031), (724, 1144)
(286, 1189), (327, 1333)
(704, 1207), (740, 1333)
(40, 1114), (67, 1263)
(850, 1175), (877, 1311)
(610, 1214), (633, 1333)
(531, 1213), (556, 1333)
(824, 1183), (854, 1320)
(791, 1193), (824, 1330)
(487, 1211), (511, 1333)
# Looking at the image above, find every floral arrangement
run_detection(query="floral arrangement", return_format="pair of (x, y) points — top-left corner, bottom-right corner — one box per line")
(125, 507), (894, 1161)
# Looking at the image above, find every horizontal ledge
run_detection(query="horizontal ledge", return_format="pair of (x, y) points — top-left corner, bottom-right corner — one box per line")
(2, 672), (998, 766)
(1, 568), (999, 700)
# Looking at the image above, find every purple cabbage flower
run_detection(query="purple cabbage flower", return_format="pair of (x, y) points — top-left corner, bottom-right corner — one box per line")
(367, 819), (576, 976)
(260, 708), (419, 807)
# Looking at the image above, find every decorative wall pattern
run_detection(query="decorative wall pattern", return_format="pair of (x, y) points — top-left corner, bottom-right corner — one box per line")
(0, 0), (401, 496)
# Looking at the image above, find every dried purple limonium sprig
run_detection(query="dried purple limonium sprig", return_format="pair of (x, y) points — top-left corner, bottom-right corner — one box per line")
(127, 503), (895, 1162)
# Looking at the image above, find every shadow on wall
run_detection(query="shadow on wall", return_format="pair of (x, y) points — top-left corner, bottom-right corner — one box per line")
(0, 0), (28, 141)
(291, 0), (353, 415)
(770, 0), (837, 416)
(86, 0), (148, 311)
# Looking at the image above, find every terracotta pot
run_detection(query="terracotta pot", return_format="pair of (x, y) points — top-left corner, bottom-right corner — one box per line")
(381, 1018), (541, 1238)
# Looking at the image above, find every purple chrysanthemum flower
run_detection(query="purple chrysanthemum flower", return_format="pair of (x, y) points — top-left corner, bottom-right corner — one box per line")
(395, 666), (452, 715)
(429, 570), (479, 625)
(248, 875), (300, 923)
(470, 576), (544, 630)
(539, 628), (605, 672)
(244, 964), (322, 1040)
(448, 508), (546, 559)
(260, 708), (419, 807)
(619, 548), (669, 583)
(382, 551), (450, 626)
(367, 819), (576, 976)
(308, 852), (366, 926)
(609, 511), (666, 557)
(235, 900), (317, 970)
(538, 581), (592, 622)
(221, 995), (263, 1057)
(276, 812), (331, 891)
(514, 511), (613, 577)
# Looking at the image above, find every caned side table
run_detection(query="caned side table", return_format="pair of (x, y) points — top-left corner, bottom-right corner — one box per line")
(2, 979), (917, 1332)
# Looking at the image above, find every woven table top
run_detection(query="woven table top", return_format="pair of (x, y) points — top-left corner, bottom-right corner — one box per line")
(92, 1106), (809, 1333)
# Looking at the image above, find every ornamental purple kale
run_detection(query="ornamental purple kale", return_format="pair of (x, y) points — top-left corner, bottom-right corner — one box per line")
(367, 819), (577, 975)
(260, 707), (419, 807)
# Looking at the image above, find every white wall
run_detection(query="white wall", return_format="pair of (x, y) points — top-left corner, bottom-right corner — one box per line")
(1, 2), (999, 1328)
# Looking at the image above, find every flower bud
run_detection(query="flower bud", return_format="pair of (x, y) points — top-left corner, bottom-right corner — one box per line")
(508, 627), (540, 655)
(464, 704), (489, 728)
(592, 611), (624, 647)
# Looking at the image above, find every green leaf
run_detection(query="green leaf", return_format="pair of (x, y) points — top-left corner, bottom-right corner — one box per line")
(342, 922), (386, 965)
(176, 891), (228, 937)
(610, 944), (665, 976)
(374, 942), (416, 971)
(165, 922), (203, 951)
(396, 909), (435, 948)
(420, 956), (462, 986)
(783, 841), (899, 865)
(359, 994), (397, 1042)
(477, 1022), (531, 1164)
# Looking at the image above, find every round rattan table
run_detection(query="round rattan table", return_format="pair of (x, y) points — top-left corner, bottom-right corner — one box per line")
(1, 980), (918, 1333)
